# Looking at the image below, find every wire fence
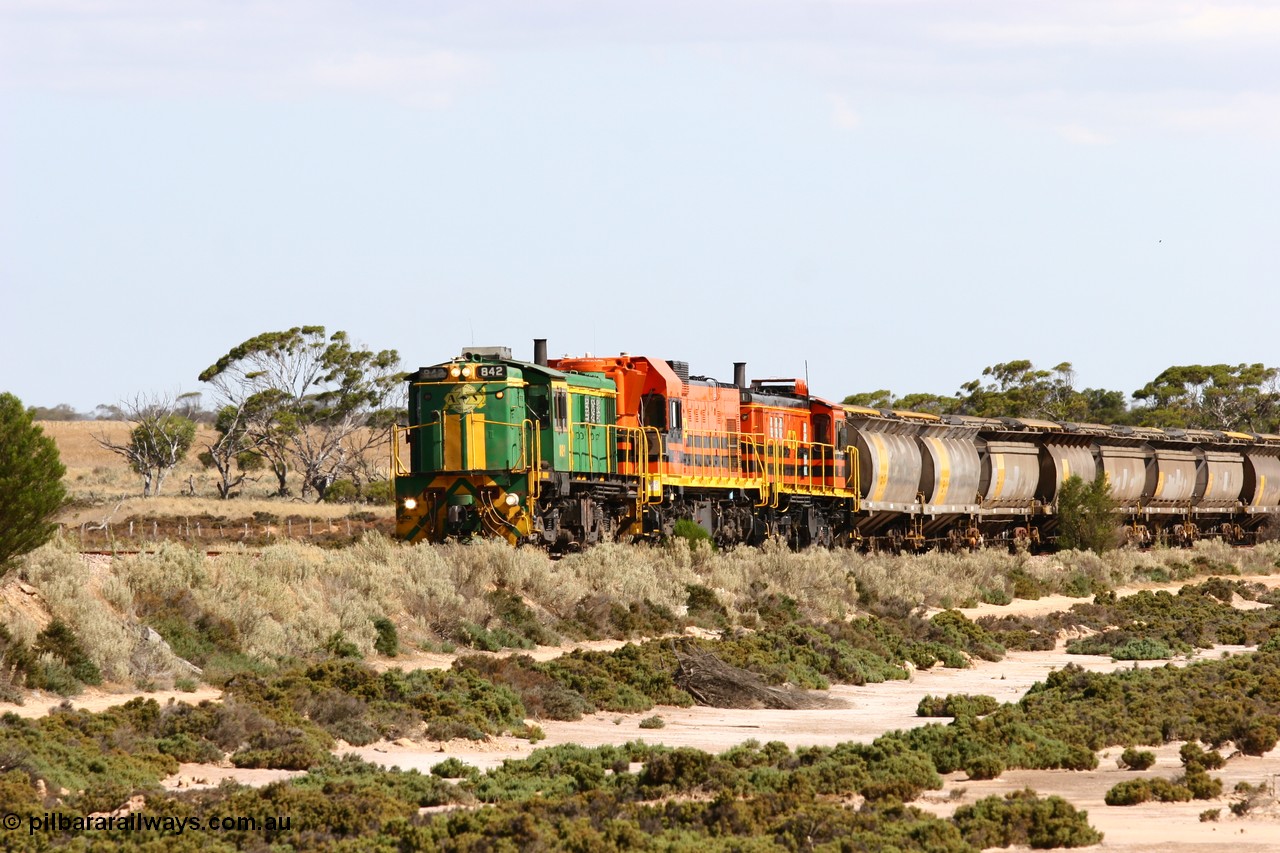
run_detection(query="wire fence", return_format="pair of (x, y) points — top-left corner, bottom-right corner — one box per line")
(67, 516), (393, 549)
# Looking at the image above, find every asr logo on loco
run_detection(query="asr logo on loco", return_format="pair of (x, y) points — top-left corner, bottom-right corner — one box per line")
(444, 384), (485, 414)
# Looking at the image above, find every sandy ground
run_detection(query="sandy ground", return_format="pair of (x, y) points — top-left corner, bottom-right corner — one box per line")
(334, 643), (1280, 852)
(10, 573), (1280, 851)
(6, 684), (224, 719)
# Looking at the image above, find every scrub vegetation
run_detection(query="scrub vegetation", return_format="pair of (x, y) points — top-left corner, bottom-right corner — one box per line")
(3, 536), (1279, 696)
(3, 534), (1280, 848)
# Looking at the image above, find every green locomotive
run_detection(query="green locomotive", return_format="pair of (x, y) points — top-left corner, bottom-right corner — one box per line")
(394, 345), (619, 546)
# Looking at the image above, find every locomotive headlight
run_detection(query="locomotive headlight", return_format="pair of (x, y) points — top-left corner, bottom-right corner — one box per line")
(403, 497), (417, 510)
(449, 366), (462, 378)
(504, 493), (520, 507)
(461, 366), (473, 378)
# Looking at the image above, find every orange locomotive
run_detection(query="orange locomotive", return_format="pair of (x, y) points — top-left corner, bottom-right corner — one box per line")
(545, 352), (860, 547)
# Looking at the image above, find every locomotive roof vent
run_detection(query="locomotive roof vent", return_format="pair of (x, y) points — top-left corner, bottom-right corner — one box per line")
(751, 378), (808, 396)
(666, 360), (690, 382)
(462, 346), (512, 360)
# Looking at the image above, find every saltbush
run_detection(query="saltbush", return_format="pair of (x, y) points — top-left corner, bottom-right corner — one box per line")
(1118, 747), (1156, 771)
(952, 788), (1102, 849)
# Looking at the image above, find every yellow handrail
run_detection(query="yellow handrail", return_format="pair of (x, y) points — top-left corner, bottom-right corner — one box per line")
(643, 426), (665, 504)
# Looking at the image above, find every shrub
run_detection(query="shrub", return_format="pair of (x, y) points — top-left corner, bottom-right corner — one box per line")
(979, 586), (1012, 606)
(1056, 474), (1121, 553)
(639, 715), (665, 730)
(431, 757), (480, 780)
(1110, 638), (1174, 661)
(373, 617), (399, 657)
(953, 788), (1102, 849)
(0, 393), (67, 571)
(964, 754), (1005, 781)
(33, 621), (102, 686)
(453, 655), (592, 721)
(1105, 779), (1152, 806)
(917, 694), (1000, 718)
(1234, 716), (1280, 756)
(1118, 748), (1156, 771)
(487, 589), (557, 647)
(672, 518), (712, 549)
(1181, 768), (1223, 800)
(1180, 742), (1225, 771)
(322, 632), (362, 660)
(685, 584), (729, 629)
(360, 479), (395, 505)
(322, 479), (358, 503)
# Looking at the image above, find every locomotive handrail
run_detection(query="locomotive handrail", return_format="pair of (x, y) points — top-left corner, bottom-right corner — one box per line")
(642, 426), (665, 504)
(846, 445), (860, 511)
(391, 420), (440, 478)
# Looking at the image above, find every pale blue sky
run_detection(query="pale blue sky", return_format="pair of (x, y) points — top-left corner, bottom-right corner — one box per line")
(3, 2), (1278, 411)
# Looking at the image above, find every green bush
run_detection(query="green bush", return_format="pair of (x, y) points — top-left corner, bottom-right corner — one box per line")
(638, 714), (665, 730)
(372, 617), (399, 657)
(953, 788), (1102, 849)
(1110, 638), (1174, 661)
(964, 754), (1005, 780)
(1105, 779), (1152, 806)
(0, 393), (67, 571)
(322, 632), (362, 659)
(1056, 474), (1121, 553)
(321, 479), (358, 503)
(33, 620), (102, 687)
(672, 518), (712, 549)
(1234, 716), (1280, 755)
(685, 584), (729, 629)
(1182, 768), (1223, 799)
(360, 479), (395, 505)
(1180, 742), (1225, 771)
(430, 757), (480, 780)
(1119, 747), (1156, 770)
(917, 694), (1000, 718)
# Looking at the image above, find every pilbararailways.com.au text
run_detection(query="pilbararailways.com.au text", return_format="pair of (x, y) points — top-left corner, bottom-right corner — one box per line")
(11, 812), (292, 835)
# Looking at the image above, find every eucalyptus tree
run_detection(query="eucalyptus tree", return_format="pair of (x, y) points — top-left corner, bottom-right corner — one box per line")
(94, 393), (198, 496)
(199, 327), (404, 500)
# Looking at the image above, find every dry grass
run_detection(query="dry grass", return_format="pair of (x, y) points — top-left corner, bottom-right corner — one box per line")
(40, 420), (394, 528)
(11, 533), (1279, 686)
(41, 417), (389, 504)
(14, 542), (190, 683)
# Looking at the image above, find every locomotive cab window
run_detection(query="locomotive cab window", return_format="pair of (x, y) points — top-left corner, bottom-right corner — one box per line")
(669, 400), (683, 433)
(528, 389), (550, 423)
(814, 414), (830, 445)
(553, 389), (569, 431)
(641, 393), (667, 430)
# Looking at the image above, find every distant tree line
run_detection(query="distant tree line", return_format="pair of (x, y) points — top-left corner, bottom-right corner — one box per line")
(28, 401), (215, 423)
(845, 361), (1280, 433)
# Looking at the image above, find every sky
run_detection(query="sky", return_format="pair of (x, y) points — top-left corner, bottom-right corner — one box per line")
(3, 1), (1278, 412)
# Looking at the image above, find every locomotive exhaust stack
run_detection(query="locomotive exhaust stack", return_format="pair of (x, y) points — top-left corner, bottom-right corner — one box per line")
(534, 338), (548, 367)
(734, 362), (747, 389)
